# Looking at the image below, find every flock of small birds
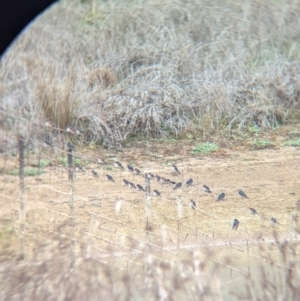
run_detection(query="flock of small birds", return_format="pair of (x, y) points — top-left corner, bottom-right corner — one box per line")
(42, 128), (282, 234)
(67, 142), (279, 231)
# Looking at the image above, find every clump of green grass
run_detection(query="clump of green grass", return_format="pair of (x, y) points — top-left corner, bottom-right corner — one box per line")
(8, 168), (44, 177)
(287, 130), (300, 138)
(249, 139), (275, 150)
(282, 138), (300, 147)
(191, 142), (219, 155)
(39, 159), (51, 168)
(243, 158), (253, 161)
(57, 157), (81, 167)
(163, 160), (172, 166)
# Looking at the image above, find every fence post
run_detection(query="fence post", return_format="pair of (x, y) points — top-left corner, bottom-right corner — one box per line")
(145, 175), (151, 239)
(18, 134), (25, 260)
(67, 144), (75, 266)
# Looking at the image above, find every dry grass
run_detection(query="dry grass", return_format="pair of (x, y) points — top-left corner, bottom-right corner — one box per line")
(1, 0), (300, 147)
(0, 124), (300, 299)
(1, 2), (300, 295)
(1, 232), (300, 300)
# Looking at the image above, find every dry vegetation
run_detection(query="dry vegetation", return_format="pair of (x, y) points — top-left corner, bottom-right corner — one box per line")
(1, 139), (300, 300)
(1, 0), (300, 147)
(1, 0), (300, 299)
(1, 237), (300, 300)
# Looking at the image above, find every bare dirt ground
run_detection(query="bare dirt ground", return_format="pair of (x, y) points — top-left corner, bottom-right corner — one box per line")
(1, 134), (300, 264)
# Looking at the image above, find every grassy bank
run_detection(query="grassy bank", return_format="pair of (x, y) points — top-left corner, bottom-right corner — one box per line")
(1, 0), (300, 149)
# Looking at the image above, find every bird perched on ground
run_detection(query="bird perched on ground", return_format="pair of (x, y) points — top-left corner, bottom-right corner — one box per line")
(173, 182), (182, 190)
(149, 173), (155, 179)
(185, 178), (193, 188)
(114, 161), (124, 169)
(136, 184), (145, 192)
(232, 219), (239, 230)
(271, 217), (277, 226)
(106, 174), (115, 182)
(91, 170), (99, 177)
(127, 165), (134, 173)
(216, 192), (225, 202)
(67, 142), (75, 151)
(166, 179), (172, 185)
(249, 208), (257, 215)
(134, 168), (142, 176)
(122, 179), (129, 187)
(203, 185), (211, 193)
(160, 177), (167, 185)
(128, 182), (136, 189)
(238, 190), (249, 199)
(189, 200), (196, 210)
(155, 175), (161, 182)
(75, 166), (85, 173)
(153, 190), (161, 197)
(76, 129), (83, 135)
(172, 164), (180, 175)
(97, 157), (106, 164)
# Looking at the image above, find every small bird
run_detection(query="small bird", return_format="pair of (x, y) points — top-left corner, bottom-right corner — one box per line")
(91, 170), (99, 177)
(166, 179), (172, 185)
(145, 173), (154, 179)
(136, 184), (145, 192)
(122, 179), (129, 187)
(127, 165), (134, 173)
(155, 175), (161, 182)
(106, 174), (115, 182)
(75, 165), (85, 173)
(114, 161), (124, 169)
(232, 219), (239, 230)
(185, 178), (193, 188)
(249, 208), (257, 215)
(97, 157), (106, 164)
(203, 185), (211, 193)
(216, 192), (225, 202)
(153, 190), (161, 197)
(271, 217), (277, 226)
(148, 173), (155, 179)
(44, 121), (52, 127)
(172, 164), (180, 174)
(66, 127), (76, 134)
(128, 182), (136, 189)
(67, 142), (75, 151)
(238, 190), (249, 199)
(134, 168), (142, 176)
(160, 177), (167, 185)
(173, 182), (182, 190)
(189, 200), (196, 210)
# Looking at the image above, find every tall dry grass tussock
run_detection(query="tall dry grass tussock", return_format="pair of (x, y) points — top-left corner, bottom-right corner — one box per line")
(1, 0), (300, 147)
(1, 236), (300, 300)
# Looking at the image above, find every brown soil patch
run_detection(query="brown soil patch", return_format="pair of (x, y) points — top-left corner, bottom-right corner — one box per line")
(1, 144), (300, 261)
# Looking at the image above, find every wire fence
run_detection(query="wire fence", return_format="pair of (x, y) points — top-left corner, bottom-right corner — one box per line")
(1, 108), (300, 285)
